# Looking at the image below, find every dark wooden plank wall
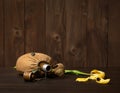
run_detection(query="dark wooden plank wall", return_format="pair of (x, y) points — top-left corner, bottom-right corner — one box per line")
(0, 0), (4, 66)
(4, 0), (25, 67)
(87, 0), (108, 67)
(65, 0), (88, 68)
(108, 0), (120, 67)
(46, 0), (64, 64)
(0, 0), (119, 68)
(25, 0), (46, 53)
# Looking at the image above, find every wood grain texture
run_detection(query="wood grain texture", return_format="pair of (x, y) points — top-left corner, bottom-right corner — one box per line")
(0, 67), (119, 93)
(87, 0), (108, 67)
(0, 0), (119, 68)
(0, 0), (4, 66)
(46, 0), (66, 64)
(65, 0), (88, 68)
(25, 0), (46, 53)
(108, 0), (120, 67)
(4, 0), (25, 67)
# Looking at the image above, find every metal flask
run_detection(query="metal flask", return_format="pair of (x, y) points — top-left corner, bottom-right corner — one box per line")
(16, 52), (64, 81)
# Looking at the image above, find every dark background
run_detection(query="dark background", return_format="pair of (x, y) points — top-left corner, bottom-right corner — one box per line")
(0, 0), (120, 68)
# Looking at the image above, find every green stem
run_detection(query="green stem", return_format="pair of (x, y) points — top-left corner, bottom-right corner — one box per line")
(65, 70), (90, 76)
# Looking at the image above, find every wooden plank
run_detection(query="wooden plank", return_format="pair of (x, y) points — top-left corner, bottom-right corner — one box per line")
(87, 0), (108, 67)
(65, 0), (88, 68)
(108, 0), (120, 67)
(0, 67), (119, 93)
(0, 0), (4, 67)
(0, 68), (119, 93)
(25, 0), (46, 53)
(46, 0), (66, 64)
(4, 0), (25, 67)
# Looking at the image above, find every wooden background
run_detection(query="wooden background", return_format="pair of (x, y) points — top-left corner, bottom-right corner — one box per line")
(0, 0), (120, 68)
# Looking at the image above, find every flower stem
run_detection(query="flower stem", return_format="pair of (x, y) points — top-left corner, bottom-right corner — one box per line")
(65, 70), (90, 76)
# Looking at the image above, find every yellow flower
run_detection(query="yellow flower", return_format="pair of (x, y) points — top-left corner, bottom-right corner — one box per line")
(89, 69), (105, 80)
(76, 77), (89, 82)
(96, 78), (110, 84)
(76, 69), (110, 84)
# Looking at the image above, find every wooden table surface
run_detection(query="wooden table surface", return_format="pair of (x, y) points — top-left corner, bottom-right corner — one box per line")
(0, 67), (119, 93)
